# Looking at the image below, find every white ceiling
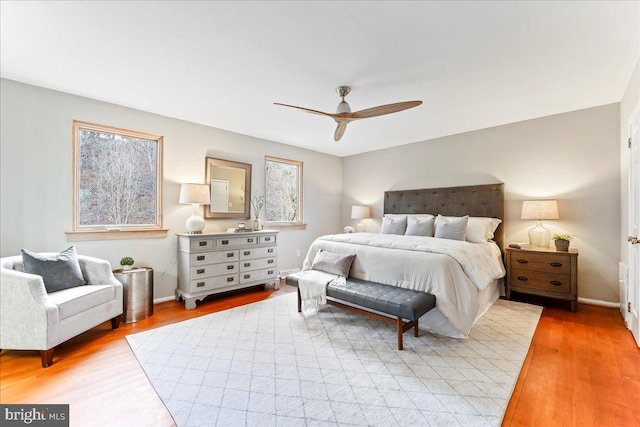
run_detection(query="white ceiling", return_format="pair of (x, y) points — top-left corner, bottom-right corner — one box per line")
(1, 1), (638, 157)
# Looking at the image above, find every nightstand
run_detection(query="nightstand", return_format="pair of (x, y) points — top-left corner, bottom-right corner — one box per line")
(506, 247), (578, 312)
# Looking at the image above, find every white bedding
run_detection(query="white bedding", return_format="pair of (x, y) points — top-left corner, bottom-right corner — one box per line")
(302, 233), (506, 338)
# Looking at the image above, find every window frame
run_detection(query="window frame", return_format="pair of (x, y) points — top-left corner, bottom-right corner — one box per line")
(67, 120), (166, 241)
(264, 155), (304, 227)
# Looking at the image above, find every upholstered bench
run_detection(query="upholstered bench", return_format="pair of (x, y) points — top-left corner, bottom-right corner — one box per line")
(286, 273), (435, 350)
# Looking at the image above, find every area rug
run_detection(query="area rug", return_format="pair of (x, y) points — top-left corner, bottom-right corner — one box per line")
(126, 293), (542, 427)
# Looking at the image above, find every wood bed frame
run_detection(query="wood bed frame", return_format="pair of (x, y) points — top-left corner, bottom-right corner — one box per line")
(384, 183), (505, 251)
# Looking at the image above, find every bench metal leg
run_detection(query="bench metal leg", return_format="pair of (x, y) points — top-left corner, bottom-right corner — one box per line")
(297, 288), (302, 313)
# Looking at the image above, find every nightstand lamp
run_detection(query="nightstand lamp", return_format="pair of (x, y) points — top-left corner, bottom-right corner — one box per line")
(351, 205), (371, 232)
(521, 200), (559, 247)
(179, 183), (211, 234)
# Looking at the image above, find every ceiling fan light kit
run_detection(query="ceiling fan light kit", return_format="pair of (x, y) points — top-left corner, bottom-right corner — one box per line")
(275, 86), (422, 142)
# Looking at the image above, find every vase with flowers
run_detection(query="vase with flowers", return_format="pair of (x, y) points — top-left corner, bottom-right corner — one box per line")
(251, 192), (265, 231)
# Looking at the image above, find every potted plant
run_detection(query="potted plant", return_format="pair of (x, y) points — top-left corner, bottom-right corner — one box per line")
(120, 256), (135, 270)
(251, 192), (265, 231)
(552, 234), (572, 251)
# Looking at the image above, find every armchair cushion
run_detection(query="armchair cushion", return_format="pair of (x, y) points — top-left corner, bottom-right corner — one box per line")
(21, 246), (86, 293)
(48, 285), (116, 320)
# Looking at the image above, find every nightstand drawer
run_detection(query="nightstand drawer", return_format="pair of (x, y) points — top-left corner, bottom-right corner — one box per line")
(511, 269), (571, 294)
(510, 252), (571, 275)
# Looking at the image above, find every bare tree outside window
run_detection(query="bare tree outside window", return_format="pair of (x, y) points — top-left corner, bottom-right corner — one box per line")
(264, 156), (303, 224)
(72, 121), (163, 231)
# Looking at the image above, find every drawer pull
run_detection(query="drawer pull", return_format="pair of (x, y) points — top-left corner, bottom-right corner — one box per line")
(517, 276), (528, 281)
(221, 240), (229, 245)
(517, 259), (528, 264)
(196, 282), (205, 288)
(244, 274), (250, 279)
(199, 241), (207, 247)
(227, 252), (234, 258)
(268, 259), (274, 264)
(196, 255), (205, 261)
(550, 262), (563, 267)
(196, 268), (205, 274)
(227, 265), (234, 270)
(226, 277), (234, 283)
(550, 280), (563, 286)
(268, 270), (274, 275)
(244, 251), (250, 256)
(244, 262), (251, 267)
(247, 238), (254, 243)
(267, 248), (274, 253)
(264, 237), (271, 242)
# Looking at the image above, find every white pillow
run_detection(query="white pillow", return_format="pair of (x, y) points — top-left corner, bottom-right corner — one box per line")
(434, 215), (468, 241)
(380, 215), (407, 235)
(405, 214), (435, 236)
(466, 217), (502, 243)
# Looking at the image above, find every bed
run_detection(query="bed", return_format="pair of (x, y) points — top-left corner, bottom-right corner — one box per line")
(302, 183), (506, 338)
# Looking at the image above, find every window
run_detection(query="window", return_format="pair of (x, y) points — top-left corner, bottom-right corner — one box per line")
(69, 121), (165, 240)
(264, 156), (303, 224)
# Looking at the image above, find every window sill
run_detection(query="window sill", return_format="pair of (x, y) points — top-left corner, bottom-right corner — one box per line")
(65, 229), (169, 242)
(264, 223), (307, 231)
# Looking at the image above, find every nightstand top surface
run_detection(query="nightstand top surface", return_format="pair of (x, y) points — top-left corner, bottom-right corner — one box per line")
(507, 246), (578, 255)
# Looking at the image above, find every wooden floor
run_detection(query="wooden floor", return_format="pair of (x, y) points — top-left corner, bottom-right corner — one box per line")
(1, 285), (639, 427)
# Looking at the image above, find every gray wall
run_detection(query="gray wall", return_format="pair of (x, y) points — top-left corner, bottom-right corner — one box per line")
(0, 78), (343, 300)
(342, 104), (621, 303)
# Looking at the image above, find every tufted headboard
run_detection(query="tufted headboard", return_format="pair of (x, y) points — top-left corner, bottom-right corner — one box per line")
(384, 183), (505, 251)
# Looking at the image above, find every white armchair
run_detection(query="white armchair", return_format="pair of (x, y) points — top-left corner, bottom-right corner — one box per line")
(0, 254), (123, 367)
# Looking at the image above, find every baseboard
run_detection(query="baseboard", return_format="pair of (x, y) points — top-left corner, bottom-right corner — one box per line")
(153, 295), (176, 304)
(577, 297), (620, 309)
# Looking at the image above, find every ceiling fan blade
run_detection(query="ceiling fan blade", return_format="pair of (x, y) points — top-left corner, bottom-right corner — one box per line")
(334, 121), (348, 141)
(274, 103), (333, 117)
(351, 100), (422, 119)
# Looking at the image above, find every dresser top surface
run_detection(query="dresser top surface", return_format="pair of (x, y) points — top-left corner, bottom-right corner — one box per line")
(176, 230), (279, 238)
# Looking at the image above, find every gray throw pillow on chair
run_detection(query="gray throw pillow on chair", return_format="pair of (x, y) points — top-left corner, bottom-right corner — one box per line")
(21, 246), (87, 293)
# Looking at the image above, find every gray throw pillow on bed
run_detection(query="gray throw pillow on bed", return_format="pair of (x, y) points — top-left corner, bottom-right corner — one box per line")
(434, 215), (469, 241)
(21, 246), (87, 293)
(380, 215), (407, 235)
(311, 250), (356, 277)
(405, 215), (435, 237)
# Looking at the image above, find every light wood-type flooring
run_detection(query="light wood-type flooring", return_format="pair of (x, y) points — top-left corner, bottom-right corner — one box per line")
(1, 285), (638, 426)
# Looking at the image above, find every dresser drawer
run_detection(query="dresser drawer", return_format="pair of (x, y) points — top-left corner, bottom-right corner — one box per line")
(239, 268), (277, 284)
(190, 250), (238, 266)
(190, 239), (215, 251)
(239, 257), (277, 272)
(511, 269), (571, 294)
(190, 262), (238, 279)
(216, 236), (258, 248)
(259, 235), (276, 244)
(190, 274), (238, 292)
(239, 246), (276, 260)
(510, 252), (571, 275)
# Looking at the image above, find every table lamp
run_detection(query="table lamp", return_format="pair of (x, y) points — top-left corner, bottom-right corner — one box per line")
(179, 183), (211, 234)
(351, 205), (371, 232)
(521, 200), (559, 247)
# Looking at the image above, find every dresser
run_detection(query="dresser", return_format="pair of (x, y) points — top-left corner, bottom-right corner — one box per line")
(506, 246), (578, 312)
(176, 231), (278, 309)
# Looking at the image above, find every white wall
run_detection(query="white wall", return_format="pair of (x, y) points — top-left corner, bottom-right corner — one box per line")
(0, 79), (343, 300)
(342, 104), (621, 303)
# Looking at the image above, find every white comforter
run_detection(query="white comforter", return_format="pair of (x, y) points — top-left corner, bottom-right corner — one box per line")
(303, 233), (506, 337)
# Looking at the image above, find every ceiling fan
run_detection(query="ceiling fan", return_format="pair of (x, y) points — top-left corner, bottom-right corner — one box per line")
(275, 86), (422, 141)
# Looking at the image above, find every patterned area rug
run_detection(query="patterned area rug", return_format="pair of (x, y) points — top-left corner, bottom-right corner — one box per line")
(126, 293), (542, 427)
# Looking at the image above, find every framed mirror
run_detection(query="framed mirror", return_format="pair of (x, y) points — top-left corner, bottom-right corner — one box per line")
(204, 157), (251, 219)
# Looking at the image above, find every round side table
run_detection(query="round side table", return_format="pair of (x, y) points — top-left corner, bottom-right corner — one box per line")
(113, 267), (154, 323)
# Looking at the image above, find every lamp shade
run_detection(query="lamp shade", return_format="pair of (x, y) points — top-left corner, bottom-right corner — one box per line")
(521, 200), (559, 220)
(351, 205), (371, 219)
(179, 183), (211, 205)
